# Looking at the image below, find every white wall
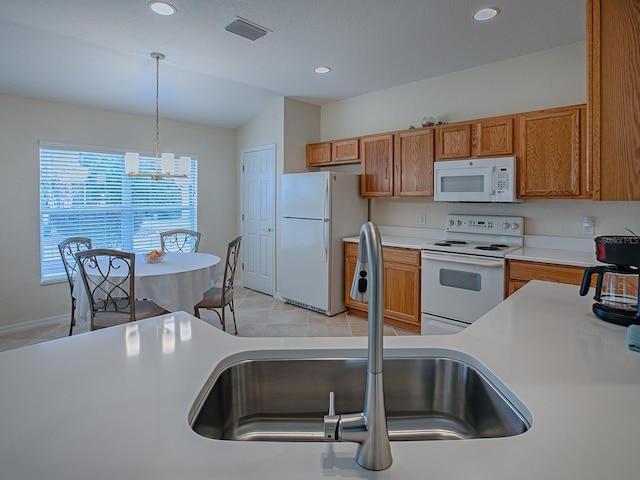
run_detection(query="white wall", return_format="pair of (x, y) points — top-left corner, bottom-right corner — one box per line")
(320, 42), (640, 237)
(0, 94), (237, 329)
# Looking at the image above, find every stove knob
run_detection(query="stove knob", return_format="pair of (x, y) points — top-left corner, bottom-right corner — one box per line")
(511, 222), (520, 231)
(448, 218), (455, 226)
(456, 220), (462, 227)
(502, 221), (511, 230)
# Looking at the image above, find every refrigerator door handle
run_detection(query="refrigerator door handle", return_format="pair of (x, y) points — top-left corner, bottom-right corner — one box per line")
(323, 178), (329, 221)
(323, 219), (329, 262)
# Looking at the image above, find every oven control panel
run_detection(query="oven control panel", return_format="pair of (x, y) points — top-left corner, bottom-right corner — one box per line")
(445, 215), (524, 235)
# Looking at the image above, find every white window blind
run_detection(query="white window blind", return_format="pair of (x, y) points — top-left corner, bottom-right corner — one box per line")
(39, 141), (198, 283)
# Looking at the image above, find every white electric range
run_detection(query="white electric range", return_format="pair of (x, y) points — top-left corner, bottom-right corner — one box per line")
(420, 214), (524, 334)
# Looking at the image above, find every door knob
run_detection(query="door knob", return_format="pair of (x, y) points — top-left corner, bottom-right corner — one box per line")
(265, 227), (273, 232)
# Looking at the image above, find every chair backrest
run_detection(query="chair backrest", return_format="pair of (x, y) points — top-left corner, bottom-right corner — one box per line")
(58, 237), (92, 291)
(160, 229), (201, 253)
(75, 249), (136, 327)
(222, 236), (242, 293)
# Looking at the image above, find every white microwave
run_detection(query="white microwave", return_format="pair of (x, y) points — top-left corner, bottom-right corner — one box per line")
(433, 156), (520, 203)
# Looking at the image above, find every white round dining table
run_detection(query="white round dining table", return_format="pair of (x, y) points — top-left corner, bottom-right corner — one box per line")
(74, 252), (222, 324)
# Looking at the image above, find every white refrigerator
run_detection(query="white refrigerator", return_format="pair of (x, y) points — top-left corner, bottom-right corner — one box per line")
(279, 172), (368, 315)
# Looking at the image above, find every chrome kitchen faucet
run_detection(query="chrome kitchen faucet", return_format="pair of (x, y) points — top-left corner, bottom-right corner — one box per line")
(323, 221), (393, 471)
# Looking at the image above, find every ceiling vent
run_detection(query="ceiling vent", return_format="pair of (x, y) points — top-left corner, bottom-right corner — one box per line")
(225, 16), (269, 41)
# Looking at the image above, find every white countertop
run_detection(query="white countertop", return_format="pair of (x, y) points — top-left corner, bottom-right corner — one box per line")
(344, 234), (432, 249)
(506, 247), (596, 267)
(2, 282), (639, 479)
(344, 230), (598, 267)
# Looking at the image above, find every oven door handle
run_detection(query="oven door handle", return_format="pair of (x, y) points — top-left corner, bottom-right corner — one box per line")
(421, 251), (504, 268)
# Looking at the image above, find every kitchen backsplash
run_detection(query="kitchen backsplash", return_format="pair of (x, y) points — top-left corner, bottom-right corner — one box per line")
(370, 198), (640, 239)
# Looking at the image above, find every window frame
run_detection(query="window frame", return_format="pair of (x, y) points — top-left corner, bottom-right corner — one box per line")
(39, 141), (198, 284)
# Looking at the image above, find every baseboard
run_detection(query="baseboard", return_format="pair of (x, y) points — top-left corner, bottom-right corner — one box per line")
(0, 314), (68, 336)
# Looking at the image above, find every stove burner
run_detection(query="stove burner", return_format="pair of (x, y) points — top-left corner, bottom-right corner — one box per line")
(434, 240), (468, 246)
(490, 244), (510, 248)
(476, 245), (501, 251)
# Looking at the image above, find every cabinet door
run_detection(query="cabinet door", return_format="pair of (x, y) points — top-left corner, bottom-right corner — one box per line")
(360, 134), (394, 197)
(394, 128), (434, 197)
(518, 106), (587, 198)
(332, 138), (360, 163)
(475, 116), (513, 157)
(344, 242), (367, 311)
(306, 143), (331, 167)
(383, 261), (421, 328)
(436, 123), (471, 159)
(588, 0), (640, 200)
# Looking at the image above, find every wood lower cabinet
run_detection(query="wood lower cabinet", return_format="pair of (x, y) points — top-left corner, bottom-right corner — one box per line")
(517, 105), (589, 198)
(506, 259), (589, 296)
(588, 0), (640, 200)
(345, 242), (421, 333)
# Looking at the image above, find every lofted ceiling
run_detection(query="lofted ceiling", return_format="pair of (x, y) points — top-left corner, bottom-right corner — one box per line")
(0, 0), (586, 128)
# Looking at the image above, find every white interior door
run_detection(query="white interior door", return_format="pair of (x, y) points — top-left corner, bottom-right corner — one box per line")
(242, 145), (275, 295)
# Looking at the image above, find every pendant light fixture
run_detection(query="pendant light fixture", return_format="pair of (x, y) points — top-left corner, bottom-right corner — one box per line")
(125, 52), (190, 180)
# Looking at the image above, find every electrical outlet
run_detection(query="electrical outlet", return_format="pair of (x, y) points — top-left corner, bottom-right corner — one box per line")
(582, 216), (594, 235)
(418, 213), (427, 225)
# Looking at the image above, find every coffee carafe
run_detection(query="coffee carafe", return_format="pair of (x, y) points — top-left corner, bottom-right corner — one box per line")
(580, 236), (640, 326)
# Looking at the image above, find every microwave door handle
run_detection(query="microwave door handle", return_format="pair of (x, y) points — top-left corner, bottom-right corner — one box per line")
(490, 166), (496, 195)
(421, 252), (504, 268)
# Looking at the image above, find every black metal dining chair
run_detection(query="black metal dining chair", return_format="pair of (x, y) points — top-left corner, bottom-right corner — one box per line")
(160, 229), (201, 253)
(76, 249), (168, 331)
(194, 236), (241, 334)
(58, 237), (93, 335)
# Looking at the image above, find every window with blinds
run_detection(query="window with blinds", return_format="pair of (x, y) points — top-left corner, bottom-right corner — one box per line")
(39, 141), (198, 283)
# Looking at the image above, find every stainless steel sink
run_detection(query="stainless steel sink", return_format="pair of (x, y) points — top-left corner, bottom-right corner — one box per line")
(189, 353), (531, 442)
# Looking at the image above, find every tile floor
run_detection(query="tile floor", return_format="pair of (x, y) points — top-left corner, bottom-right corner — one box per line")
(0, 286), (416, 353)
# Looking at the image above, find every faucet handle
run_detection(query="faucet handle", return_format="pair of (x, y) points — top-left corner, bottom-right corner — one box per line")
(323, 391), (340, 441)
(327, 391), (335, 416)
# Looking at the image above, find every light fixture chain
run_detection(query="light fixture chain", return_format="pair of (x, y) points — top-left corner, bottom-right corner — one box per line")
(155, 53), (160, 170)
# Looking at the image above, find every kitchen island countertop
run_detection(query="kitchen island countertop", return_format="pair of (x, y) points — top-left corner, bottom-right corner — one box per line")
(1, 281), (639, 479)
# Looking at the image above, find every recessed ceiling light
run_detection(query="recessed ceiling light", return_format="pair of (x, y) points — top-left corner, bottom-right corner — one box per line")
(149, 1), (176, 16)
(314, 67), (331, 74)
(473, 7), (500, 21)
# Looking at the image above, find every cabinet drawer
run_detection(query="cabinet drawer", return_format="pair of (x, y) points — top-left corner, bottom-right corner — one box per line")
(345, 242), (359, 258)
(383, 247), (420, 265)
(508, 260), (586, 285)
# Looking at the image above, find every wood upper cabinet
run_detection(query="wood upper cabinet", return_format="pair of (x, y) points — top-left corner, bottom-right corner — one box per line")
(475, 116), (514, 157)
(517, 105), (589, 198)
(345, 242), (421, 333)
(332, 138), (359, 163)
(394, 128), (434, 196)
(360, 133), (395, 197)
(436, 123), (471, 159)
(306, 142), (331, 167)
(306, 138), (360, 167)
(436, 115), (514, 160)
(588, 0), (640, 200)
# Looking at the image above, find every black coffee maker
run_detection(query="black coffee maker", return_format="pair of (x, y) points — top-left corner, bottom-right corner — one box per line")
(580, 236), (640, 326)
